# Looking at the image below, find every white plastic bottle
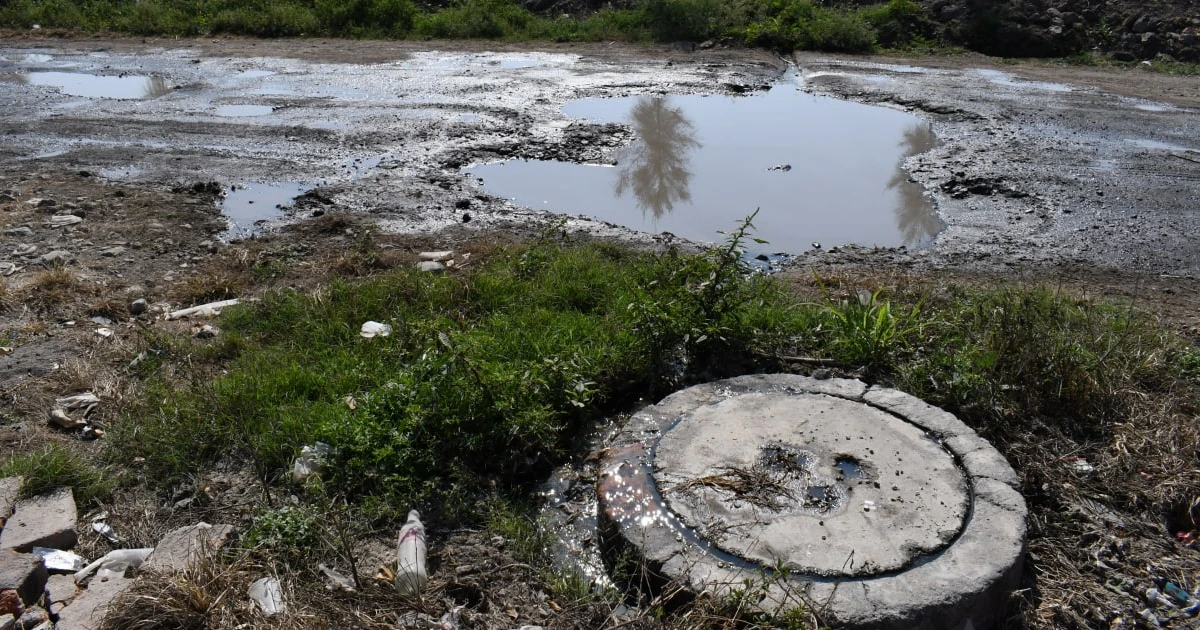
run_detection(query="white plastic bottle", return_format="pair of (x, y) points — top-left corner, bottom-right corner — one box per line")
(395, 509), (428, 596)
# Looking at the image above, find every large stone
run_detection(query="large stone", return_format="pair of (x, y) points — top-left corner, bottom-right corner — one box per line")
(144, 523), (235, 573)
(0, 489), (78, 552)
(0, 550), (48, 607)
(54, 572), (132, 630)
(0, 478), (21, 526)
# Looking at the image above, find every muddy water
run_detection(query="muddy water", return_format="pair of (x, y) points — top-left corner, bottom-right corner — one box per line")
(467, 73), (941, 254)
(221, 182), (310, 238)
(5, 71), (169, 99)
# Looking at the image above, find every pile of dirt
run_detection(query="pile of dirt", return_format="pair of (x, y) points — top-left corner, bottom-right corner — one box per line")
(915, 0), (1200, 60)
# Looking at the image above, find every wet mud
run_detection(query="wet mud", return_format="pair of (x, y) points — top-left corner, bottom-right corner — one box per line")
(1, 40), (1197, 276)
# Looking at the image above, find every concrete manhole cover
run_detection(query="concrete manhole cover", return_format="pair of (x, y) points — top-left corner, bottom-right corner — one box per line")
(599, 375), (1026, 630)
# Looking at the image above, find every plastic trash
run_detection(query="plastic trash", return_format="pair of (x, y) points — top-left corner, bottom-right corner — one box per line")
(55, 392), (99, 410)
(31, 547), (85, 572)
(248, 576), (285, 616)
(74, 548), (154, 584)
(92, 521), (121, 544)
(360, 321), (393, 338)
(395, 509), (428, 596)
(318, 563), (356, 592)
(47, 408), (86, 430)
(291, 442), (333, 484)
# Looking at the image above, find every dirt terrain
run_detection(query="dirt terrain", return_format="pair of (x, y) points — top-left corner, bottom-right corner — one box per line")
(1, 36), (1200, 629)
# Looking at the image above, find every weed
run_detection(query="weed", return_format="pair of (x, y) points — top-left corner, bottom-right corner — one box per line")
(245, 505), (320, 561)
(169, 268), (245, 306)
(23, 267), (83, 313)
(0, 445), (114, 505)
(817, 286), (920, 374)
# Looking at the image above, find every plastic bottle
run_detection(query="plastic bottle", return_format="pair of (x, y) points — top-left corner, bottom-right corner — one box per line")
(395, 509), (428, 596)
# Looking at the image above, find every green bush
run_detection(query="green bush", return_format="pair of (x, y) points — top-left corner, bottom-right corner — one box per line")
(415, 0), (537, 39)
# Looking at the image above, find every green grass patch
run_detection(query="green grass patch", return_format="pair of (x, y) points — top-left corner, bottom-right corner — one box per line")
(112, 220), (804, 522)
(0, 444), (114, 504)
(111, 223), (1192, 529)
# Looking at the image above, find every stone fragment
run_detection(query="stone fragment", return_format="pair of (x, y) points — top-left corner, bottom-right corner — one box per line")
(45, 574), (77, 605)
(53, 571), (132, 630)
(128, 299), (148, 316)
(0, 550), (47, 607)
(0, 489), (78, 552)
(38, 250), (73, 266)
(0, 479), (21, 526)
(0, 613), (12, 630)
(145, 523), (234, 573)
(2, 228), (31, 238)
(416, 260), (445, 273)
(418, 251), (453, 261)
(98, 247), (125, 257)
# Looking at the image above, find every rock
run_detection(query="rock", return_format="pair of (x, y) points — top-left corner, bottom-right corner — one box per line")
(1132, 15), (1157, 33)
(15, 607), (46, 629)
(0, 550), (48, 607)
(47, 215), (82, 227)
(2, 228), (31, 238)
(144, 523), (234, 573)
(416, 261), (445, 273)
(98, 247), (125, 258)
(53, 571), (133, 630)
(44, 574), (76, 605)
(418, 251), (454, 262)
(37, 251), (72, 266)
(128, 299), (148, 316)
(11, 245), (35, 257)
(0, 613), (12, 630)
(0, 489), (78, 552)
(0, 479), (21, 527)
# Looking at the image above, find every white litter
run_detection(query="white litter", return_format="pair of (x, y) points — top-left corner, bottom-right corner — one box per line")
(360, 321), (392, 338)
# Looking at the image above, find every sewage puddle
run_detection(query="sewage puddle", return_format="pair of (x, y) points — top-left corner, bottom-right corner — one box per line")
(466, 73), (942, 254)
(215, 104), (274, 117)
(221, 182), (309, 239)
(6, 71), (169, 99)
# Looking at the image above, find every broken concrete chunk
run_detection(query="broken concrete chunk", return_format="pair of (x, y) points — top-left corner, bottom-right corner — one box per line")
(145, 523), (234, 573)
(53, 571), (132, 630)
(0, 479), (21, 526)
(416, 260), (445, 273)
(44, 574), (77, 605)
(0, 550), (48, 607)
(0, 490), (77, 553)
(418, 251), (453, 261)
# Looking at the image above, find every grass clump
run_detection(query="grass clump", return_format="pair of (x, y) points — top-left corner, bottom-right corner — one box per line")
(113, 219), (802, 523)
(0, 444), (114, 504)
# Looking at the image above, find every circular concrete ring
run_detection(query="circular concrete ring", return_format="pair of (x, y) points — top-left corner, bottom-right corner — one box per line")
(597, 374), (1026, 630)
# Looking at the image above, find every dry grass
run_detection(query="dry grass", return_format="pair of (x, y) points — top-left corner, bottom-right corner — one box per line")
(168, 269), (246, 307)
(23, 267), (85, 313)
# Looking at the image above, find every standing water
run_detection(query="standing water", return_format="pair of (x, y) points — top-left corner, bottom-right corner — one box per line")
(466, 72), (941, 254)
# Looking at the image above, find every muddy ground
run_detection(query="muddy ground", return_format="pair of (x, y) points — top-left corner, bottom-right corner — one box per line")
(1, 36), (1200, 629)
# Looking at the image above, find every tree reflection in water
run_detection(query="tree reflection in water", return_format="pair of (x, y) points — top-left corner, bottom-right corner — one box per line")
(887, 122), (942, 247)
(615, 96), (702, 221)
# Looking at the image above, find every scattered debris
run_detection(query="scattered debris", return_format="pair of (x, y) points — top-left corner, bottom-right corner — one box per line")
(166, 298), (242, 320)
(73, 549), (153, 584)
(94, 328), (113, 338)
(360, 321), (392, 339)
(395, 510), (428, 596)
(55, 393), (99, 411)
(767, 163), (792, 172)
(90, 521), (120, 545)
(30, 548), (84, 573)
(418, 251), (454, 262)
(317, 564), (356, 592)
(291, 443), (333, 484)
(47, 409), (86, 431)
(248, 577), (285, 616)
(192, 324), (219, 339)
(417, 261), (446, 273)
